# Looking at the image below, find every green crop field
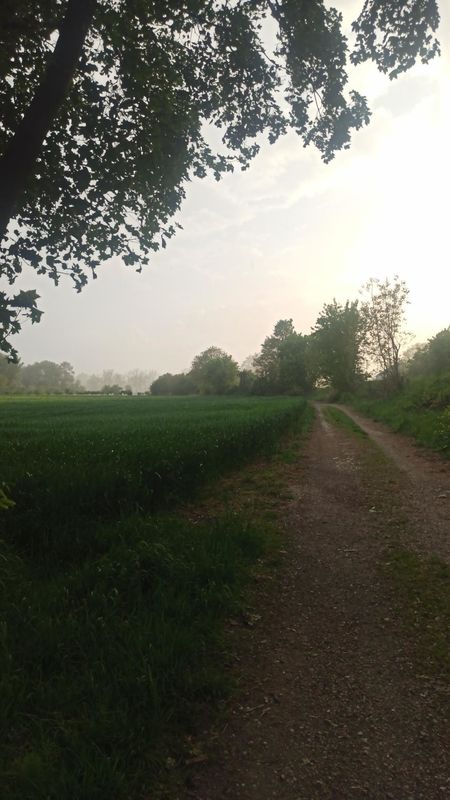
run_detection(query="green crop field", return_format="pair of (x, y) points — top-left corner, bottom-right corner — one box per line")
(0, 395), (310, 799)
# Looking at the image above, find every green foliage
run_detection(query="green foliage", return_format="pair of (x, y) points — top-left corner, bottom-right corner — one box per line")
(322, 406), (368, 438)
(20, 360), (77, 393)
(0, 353), (21, 392)
(312, 300), (364, 393)
(190, 346), (239, 395)
(100, 383), (123, 395)
(351, 0), (440, 79)
(386, 549), (450, 681)
(0, 290), (43, 362)
(0, 1), (441, 353)
(0, 355), (78, 393)
(0, 514), (273, 799)
(237, 368), (257, 395)
(0, 395), (307, 554)
(407, 327), (450, 378)
(359, 276), (411, 391)
(0, 393), (311, 798)
(347, 374), (450, 457)
(436, 406), (450, 456)
(0, 486), (15, 510)
(278, 333), (315, 394)
(254, 319), (294, 391)
(253, 319), (314, 394)
(149, 349), (241, 398)
(150, 372), (196, 396)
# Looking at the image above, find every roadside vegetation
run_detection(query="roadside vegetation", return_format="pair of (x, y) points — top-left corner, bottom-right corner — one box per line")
(322, 406), (368, 439)
(0, 395), (310, 799)
(345, 327), (450, 457)
(346, 382), (450, 457)
(1, 270), (449, 796)
(386, 550), (450, 684)
(297, 275), (450, 461)
(1, 513), (273, 800)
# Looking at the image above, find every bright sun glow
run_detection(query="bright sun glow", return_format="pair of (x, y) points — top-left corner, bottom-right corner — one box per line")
(346, 55), (450, 343)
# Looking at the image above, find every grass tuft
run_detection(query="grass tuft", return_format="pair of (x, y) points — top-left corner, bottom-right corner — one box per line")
(385, 549), (450, 683)
(1, 515), (275, 799)
(323, 406), (368, 438)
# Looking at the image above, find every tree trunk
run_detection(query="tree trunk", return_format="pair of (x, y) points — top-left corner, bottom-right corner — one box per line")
(0, 0), (96, 244)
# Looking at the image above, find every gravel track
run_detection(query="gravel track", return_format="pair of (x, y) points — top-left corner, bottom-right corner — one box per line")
(186, 405), (450, 800)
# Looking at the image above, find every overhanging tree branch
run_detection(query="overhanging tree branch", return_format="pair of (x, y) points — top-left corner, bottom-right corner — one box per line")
(0, 0), (96, 242)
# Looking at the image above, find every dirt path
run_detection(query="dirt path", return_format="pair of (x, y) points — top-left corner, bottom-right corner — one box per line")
(337, 404), (450, 564)
(185, 406), (450, 800)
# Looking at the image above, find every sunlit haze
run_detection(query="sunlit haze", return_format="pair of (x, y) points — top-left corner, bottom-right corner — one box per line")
(12, 1), (450, 376)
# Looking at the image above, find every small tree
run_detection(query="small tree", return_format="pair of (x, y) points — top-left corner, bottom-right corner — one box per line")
(360, 276), (410, 392)
(100, 383), (123, 395)
(150, 372), (196, 395)
(190, 346), (239, 395)
(278, 333), (315, 394)
(254, 319), (296, 392)
(312, 300), (364, 394)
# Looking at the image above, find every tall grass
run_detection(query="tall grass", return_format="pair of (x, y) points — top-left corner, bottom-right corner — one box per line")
(386, 549), (450, 683)
(346, 375), (450, 457)
(1, 395), (309, 798)
(1, 515), (273, 799)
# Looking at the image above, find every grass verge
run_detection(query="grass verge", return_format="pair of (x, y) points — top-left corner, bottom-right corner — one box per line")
(322, 406), (368, 439)
(345, 393), (450, 458)
(1, 514), (276, 800)
(385, 549), (450, 685)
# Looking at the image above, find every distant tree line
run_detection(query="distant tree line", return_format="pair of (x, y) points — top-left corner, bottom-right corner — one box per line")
(0, 359), (78, 394)
(0, 361), (157, 395)
(151, 347), (240, 396)
(3, 276), (448, 399)
(151, 276), (426, 398)
(77, 369), (157, 395)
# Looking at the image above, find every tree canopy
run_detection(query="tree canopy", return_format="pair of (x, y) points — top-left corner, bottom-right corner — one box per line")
(190, 346), (239, 394)
(150, 346), (239, 395)
(404, 327), (450, 379)
(0, 355), (78, 393)
(360, 276), (410, 391)
(254, 319), (295, 391)
(312, 300), (364, 394)
(0, 1), (441, 357)
(151, 371), (196, 396)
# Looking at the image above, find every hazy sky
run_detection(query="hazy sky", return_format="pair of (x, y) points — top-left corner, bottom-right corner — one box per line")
(11, 1), (450, 375)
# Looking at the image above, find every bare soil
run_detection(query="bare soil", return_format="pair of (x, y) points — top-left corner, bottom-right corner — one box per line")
(183, 405), (450, 800)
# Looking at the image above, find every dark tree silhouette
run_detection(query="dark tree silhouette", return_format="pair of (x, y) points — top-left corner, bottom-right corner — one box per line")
(0, 0), (440, 357)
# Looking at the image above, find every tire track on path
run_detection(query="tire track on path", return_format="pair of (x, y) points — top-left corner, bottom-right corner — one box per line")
(186, 406), (450, 800)
(336, 404), (450, 563)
